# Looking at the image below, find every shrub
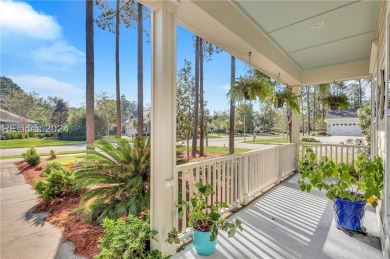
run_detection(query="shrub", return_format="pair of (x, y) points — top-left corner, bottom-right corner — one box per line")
(76, 137), (151, 222)
(57, 125), (86, 141)
(24, 147), (41, 166)
(50, 149), (57, 159)
(27, 131), (39, 138)
(35, 166), (74, 201)
(301, 137), (320, 143)
(43, 162), (63, 175)
(96, 214), (166, 259)
(3, 131), (29, 139)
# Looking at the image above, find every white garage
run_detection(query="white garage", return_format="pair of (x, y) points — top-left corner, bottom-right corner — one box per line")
(324, 108), (362, 136)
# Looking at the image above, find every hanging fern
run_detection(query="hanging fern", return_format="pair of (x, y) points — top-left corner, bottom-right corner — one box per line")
(273, 89), (300, 114)
(322, 94), (349, 110)
(228, 70), (274, 102)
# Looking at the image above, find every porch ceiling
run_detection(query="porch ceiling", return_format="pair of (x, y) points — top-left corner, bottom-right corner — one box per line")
(148, 0), (380, 87)
(233, 0), (378, 71)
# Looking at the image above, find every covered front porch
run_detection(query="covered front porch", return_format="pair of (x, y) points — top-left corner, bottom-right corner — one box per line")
(174, 173), (381, 259)
(140, 0), (389, 257)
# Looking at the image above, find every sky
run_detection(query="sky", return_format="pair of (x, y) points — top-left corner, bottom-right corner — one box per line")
(0, 0), (249, 112)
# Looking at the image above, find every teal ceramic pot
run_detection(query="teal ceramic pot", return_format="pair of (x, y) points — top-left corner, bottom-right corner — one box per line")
(192, 227), (217, 256)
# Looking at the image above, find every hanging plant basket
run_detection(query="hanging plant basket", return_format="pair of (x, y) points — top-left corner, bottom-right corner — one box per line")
(323, 94), (349, 110)
(276, 97), (284, 108)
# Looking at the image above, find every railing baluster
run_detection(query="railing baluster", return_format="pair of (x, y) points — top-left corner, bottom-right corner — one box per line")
(181, 169), (187, 231)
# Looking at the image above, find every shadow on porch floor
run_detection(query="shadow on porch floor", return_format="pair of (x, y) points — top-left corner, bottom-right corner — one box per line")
(173, 174), (382, 259)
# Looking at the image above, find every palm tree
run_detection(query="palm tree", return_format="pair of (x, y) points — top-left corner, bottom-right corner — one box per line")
(229, 56), (235, 155)
(86, 0), (95, 147)
(137, 2), (144, 137)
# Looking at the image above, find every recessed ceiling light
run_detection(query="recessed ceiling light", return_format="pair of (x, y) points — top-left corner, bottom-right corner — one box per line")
(310, 21), (325, 29)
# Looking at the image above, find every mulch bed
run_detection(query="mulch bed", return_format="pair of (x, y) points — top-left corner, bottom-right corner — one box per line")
(16, 160), (102, 258)
(15, 151), (222, 258)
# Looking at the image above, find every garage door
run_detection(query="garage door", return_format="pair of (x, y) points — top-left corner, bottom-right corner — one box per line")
(330, 123), (361, 136)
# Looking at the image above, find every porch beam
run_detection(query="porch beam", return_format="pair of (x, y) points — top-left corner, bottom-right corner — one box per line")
(149, 1), (177, 255)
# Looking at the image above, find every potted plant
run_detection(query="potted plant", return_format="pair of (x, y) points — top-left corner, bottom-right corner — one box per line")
(166, 183), (243, 256)
(298, 148), (383, 232)
(228, 70), (274, 102)
(273, 89), (300, 112)
(322, 94), (349, 110)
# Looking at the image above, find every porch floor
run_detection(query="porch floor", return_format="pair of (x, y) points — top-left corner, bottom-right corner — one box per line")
(173, 174), (382, 259)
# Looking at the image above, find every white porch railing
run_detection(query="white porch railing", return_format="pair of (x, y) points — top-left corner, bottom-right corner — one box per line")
(175, 143), (297, 235)
(299, 142), (370, 165)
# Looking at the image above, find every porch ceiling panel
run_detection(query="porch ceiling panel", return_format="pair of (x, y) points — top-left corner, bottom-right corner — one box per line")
(233, 0), (379, 71)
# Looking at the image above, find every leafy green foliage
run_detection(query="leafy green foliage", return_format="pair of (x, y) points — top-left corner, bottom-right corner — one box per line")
(228, 70), (274, 103)
(57, 125), (86, 141)
(322, 94), (349, 110)
(35, 165), (74, 201)
(96, 214), (166, 259)
(357, 102), (371, 145)
(50, 149), (57, 159)
(3, 131), (29, 139)
(274, 89), (300, 114)
(166, 183), (243, 244)
(75, 137), (150, 222)
(298, 148), (384, 207)
(24, 147), (41, 166)
(300, 137), (321, 143)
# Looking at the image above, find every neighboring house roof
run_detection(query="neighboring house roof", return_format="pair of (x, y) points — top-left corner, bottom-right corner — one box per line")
(0, 109), (38, 124)
(325, 108), (359, 120)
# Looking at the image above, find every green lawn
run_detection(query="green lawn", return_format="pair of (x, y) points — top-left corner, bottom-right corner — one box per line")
(50, 154), (86, 166)
(176, 145), (251, 154)
(243, 137), (290, 144)
(0, 138), (85, 149)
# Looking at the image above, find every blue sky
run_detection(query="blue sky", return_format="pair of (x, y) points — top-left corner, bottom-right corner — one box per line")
(1, 0), (249, 112)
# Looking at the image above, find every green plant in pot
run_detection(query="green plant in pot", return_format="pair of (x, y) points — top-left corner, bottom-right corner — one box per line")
(273, 89), (300, 112)
(166, 183), (243, 256)
(322, 94), (349, 110)
(298, 148), (383, 232)
(228, 70), (274, 102)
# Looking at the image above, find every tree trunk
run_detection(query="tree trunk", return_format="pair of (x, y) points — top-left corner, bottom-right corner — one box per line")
(229, 56), (235, 155)
(199, 38), (205, 157)
(137, 3), (144, 138)
(191, 36), (200, 157)
(306, 86), (310, 135)
(86, 0), (95, 147)
(115, 0), (121, 137)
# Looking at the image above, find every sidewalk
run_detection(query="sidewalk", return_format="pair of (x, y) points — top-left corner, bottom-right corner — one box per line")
(0, 160), (80, 258)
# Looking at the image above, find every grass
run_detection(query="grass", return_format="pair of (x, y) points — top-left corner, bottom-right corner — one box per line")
(0, 150), (87, 160)
(243, 137), (290, 144)
(0, 138), (85, 149)
(176, 145), (252, 154)
(50, 154), (86, 166)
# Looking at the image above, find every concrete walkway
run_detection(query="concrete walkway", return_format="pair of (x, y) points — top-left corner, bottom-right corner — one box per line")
(0, 160), (79, 258)
(174, 174), (382, 259)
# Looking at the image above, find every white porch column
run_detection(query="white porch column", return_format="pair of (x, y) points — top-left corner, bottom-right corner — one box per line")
(291, 86), (301, 162)
(150, 1), (177, 256)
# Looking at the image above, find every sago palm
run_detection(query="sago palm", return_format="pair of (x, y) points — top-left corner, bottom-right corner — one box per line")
(75, 137), (150, 222)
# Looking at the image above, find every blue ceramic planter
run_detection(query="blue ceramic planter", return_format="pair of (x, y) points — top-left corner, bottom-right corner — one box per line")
(333, 198), (367, 231)
(192, 228), (217, 256)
